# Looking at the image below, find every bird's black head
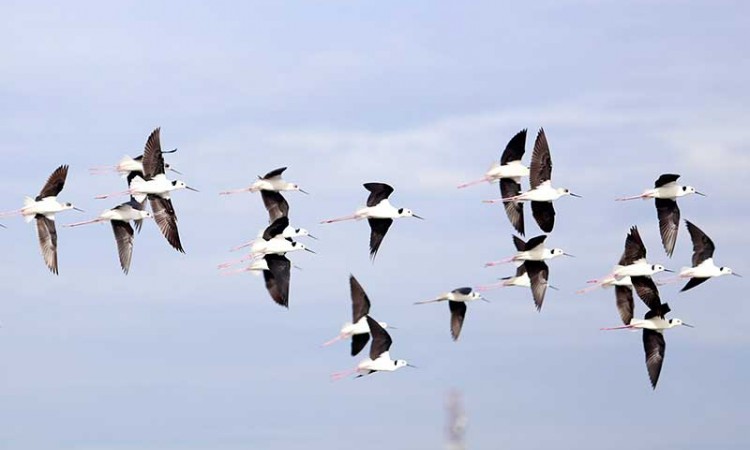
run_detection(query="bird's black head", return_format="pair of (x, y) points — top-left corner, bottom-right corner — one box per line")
(398, 208), (404, 214)
(296, 228), (302, 233)
(652, 264), (657, 270)
(393, 360), (399, 366)
(682, 186), (688, 191)
(172, 180), (178, 186)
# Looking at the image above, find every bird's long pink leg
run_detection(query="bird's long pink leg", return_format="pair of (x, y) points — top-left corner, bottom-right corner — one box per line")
(615, 193), (647, 201)
(655, 275), (682, 286)
(220, 267), (253, 276)
(64, 218), (106, 227)
(321, 334), (345, 347)
(600, 325), (635, 331)
(230, 240), (257, 252)
(330, 368), (358, 382)
(217, 254), (255, 269)
(484, 256), (515, 267)
(95, 189), (132, 200)
(0, 209), (23, 218)
(320, 214), (358, 224)
(88, 165), (118, 174)
(576, 284), (603, 294)
(475, 282), (506, 292)
(457, 177), (490, 189)
(219, 187), (252, 196)
(482, 194), (522, 204)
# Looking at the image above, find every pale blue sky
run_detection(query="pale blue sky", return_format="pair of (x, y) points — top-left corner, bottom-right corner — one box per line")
(1, 1), (748, 449)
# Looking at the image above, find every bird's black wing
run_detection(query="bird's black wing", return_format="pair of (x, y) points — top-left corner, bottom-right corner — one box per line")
(111, 220), (134, 274)
(500, 128), (527, 164)
(512, 235), (526, 251)
(525, 260), (549, 311)
(452, 287), (473, 295)
(366, 316), (393, 360)
(351, 333), (370, 357)
(350, 275), (372, 323)
(656, 199), (680, 257)
(680, 277), (709, 293)
(524, 235), (547, 252)
(531, 201), (555, 233)
(619, 226), (647, 265)
(262, 167), (287, 179)
(500, 178), (524, 236)
(35, 215), (58, 274)
(142, 127), (165, 179)
(262, 216), (290, 241)
(529, 128), (552, 189)
(36, 165), (69, 200)
(685, 220), (715, 267)
(261, 190), (290, 223)
(631, 276), (662, 311)
(263, 254), (291, 308)
(615, 285), (634, 326)
(363, 183), (394, 207)
(149, 196), (184, 253)
(449, 301), (467, 341)
(643, 329), (666, 389)
(654, 174), (680, 188)
(368, 218), (393, 259)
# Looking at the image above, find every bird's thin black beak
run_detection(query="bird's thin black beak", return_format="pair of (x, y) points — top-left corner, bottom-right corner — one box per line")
(307, 234), (319, 240)
(169, 167), (183, 175)
(549, 285), (559, 291)
(305, 248), (317, 254)
(732, 272), (743, 278)
(186, 186), (199, 192)
(292, 264), (303, 271)
(299, 189), (310, 195)
(570, 193), (583, 198)
(0, 223), (6, 229)
(413, 214), (425, 220)
(407, 364), (418, 369)
(563, 253), (575, 258)
(388, 325), (398, 330)
(682, 323), (695, 328)
(480, 296), (490, 303)
(162, 148), (178, 154)
(663, 269), (675, 273)
(73, 207), (85, 213)
(695, 191), (707, 197)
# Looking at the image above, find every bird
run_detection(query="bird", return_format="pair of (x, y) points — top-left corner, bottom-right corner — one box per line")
(64, 198), (152, 273)
(261, 190), (289, 223)
(601, 285), (693, 389)
(259, 253), (292, 308)
(322, 275), (391, 355)
(89, 148), (180, 178)
(0, 165), (83, 274)
(95, 128), (198, 253)
(586, 226), (671, 283)
(331, 316), (414, 380)
(484, 235), (572, 267)
(320, 182), (424, 259)
(457, 129), (529, 235)
(478, 265), (532, 290)
(217, 217), (315, 269)
(219, 167), (308, 195)
(664, 221), (741, 292)
(616, 174), (705, 257)
(414, 287), (488, 340)
(483, 128), (580, 232)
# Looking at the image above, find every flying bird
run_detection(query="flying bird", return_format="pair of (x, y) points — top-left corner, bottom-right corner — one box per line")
(483, 128), (580, 232)
(320, 183), (423, 259)
(331, 316), (414, 380)
(217, 217), (315, 269)
(414, 287), (487, 340)
(458, 129), (529, 235)
(89, 148), (180, 178)
(484, 234), (572, 267)
(0, 165), (83, 274)
(322, 275), (391, 355)
(219, 167), (308, 196)
(64, 198), (152, 273)
(602, 288), (693, 389)
(616, 174), (705, 256)
(664, 221), (741, 292)
(95, 128), (198, 252)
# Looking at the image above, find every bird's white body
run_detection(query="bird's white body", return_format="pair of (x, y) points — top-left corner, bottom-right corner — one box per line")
(599, 275), (633, 288)
(679, 258), (733, 279)
(485, 161), (529, 180)
(99, 205), (151, 222)
(129, 174), (182, 200)
(256, 225), (311, 240)
(21, 197), (73, 221)
(250, 179), (297, 192)
(439, 291), (483, 302)
(117, 156), (145, 175)
(339, 317), (389, 337)
(628, 317), (687, 331)
(640, 184), (696, 200)
(613, 260), (666, 278)
(515, 181), (571, 202)
(251, 236), (305, 256)
(355, 200), (412, 220)
(503, 272), (531, 287)
(515, 247), (564, 262)
(356, 352), (407, 374)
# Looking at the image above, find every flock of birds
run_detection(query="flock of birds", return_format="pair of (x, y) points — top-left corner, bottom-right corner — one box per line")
(0, 127), (740, 388)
